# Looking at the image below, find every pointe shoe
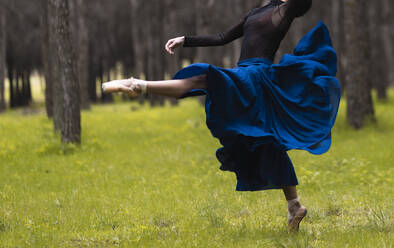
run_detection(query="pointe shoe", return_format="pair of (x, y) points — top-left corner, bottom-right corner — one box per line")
(288, 206), (307, 231)
(102, 77), (147, 97)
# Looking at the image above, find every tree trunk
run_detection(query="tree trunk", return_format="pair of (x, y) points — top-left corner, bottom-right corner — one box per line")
(147, 0), (165, 106)
(7, 64), (14, 108)
(51, 0), (81, 143)
(390, 0), (394, 86)
(16, 72), (22, 106)
(27, 71), (32, 102)
(194, 0), (216, 64)
(22, 71), (31, 105)
(177, 1), (197, 64)
(344, 0), (375, 129)
(163, 0), (181, 106)
(337, 0), (347, 93)
(0, 5), (6, 112)
(40, 0), (54, 117)
(130, 0), (142, 78)
(194, 0), (216, 105)
(88, 40), (97, 102)
(225, 0), (245, 67)
(100, 61), (113, 103)
(70, 0), (90, 109)
(369, 0), (389, 100)
(382, 0), (394, 88)
(48, 0), (63, 131)
(130, 0), (147, 104)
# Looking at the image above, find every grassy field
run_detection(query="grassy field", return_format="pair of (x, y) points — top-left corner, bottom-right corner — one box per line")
(0, 91), (393, 247)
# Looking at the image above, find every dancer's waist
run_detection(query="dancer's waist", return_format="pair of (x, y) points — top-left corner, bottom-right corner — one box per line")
(237, 57), (273, 67)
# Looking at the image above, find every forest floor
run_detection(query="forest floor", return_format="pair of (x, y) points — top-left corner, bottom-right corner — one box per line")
(0, 91), (393, 247)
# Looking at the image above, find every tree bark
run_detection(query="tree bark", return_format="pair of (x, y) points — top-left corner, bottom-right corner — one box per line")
(87, 40), (97, 102)
(163, 0), (181, 105)
(344, 0), (375, 129)
(130, 0), (143, 78)
(226, 0), (244, 67)
(40, 0), (54, 117)
(0, 4), (6, 112)
(193, 0), (216, 105)
(51, 0), (81, 143)
(130, 0), (147, 104)
(7, 63), (14, 108)
(369, 0), (389, 100)
(194, 0), (216, 64)
(70, 0), (90, 109)
(48, 0), (63, 131)
(22, 71), (31, 105)
(337, 0), (347, 93)
(148, 0), (165, 106)
(382, 0), (394, 88)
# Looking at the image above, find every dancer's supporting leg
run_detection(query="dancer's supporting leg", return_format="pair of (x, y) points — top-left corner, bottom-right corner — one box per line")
(103, 75), (207, 99)
(283, 186), (307, 230)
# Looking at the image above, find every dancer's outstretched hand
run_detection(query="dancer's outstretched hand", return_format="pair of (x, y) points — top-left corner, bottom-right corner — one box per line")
(165, 36), (185, 55)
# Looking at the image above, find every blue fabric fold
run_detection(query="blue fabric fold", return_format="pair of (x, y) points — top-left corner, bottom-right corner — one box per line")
(173, 21), (341, 191)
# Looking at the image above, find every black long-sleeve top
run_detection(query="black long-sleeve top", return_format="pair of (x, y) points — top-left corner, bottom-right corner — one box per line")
(183, 0), (312, 61)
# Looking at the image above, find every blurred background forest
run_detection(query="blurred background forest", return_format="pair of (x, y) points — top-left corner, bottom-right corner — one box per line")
(0, 0), (393, 143)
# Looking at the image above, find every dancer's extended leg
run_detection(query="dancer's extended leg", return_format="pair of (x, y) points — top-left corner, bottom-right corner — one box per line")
(283, 186), (307, 231)
(145, 75), (207, 98)
(103, 75), (207, 98)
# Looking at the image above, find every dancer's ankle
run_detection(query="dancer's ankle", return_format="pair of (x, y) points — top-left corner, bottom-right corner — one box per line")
(132, 78), (148, 94)
(287, 198), (301, 213)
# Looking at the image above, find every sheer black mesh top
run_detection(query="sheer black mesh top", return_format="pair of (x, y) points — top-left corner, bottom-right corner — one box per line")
(183, 0), (312, 61)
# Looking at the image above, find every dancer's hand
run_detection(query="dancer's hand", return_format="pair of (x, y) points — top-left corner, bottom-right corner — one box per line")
(165, 36), (185, 55)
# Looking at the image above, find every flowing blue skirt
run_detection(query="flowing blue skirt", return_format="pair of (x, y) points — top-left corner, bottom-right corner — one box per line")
(173, 21), (341, 191)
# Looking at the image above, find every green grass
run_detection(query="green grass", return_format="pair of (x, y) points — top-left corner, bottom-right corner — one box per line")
(0, 91), (393, 247)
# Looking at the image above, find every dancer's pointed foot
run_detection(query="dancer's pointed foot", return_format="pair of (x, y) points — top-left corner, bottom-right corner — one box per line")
(288, 205), (307, 231)
(102, 77), (147, 97)
(287, 198), (307, 231)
